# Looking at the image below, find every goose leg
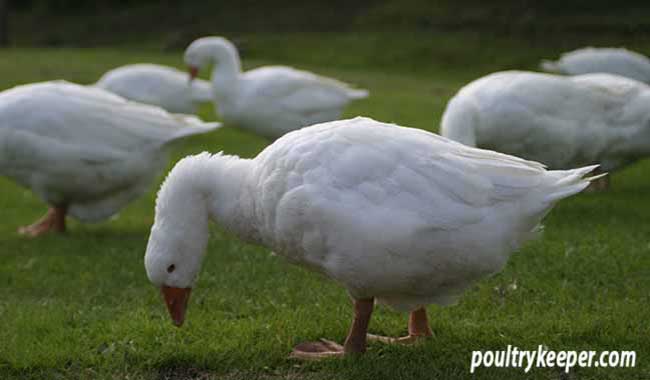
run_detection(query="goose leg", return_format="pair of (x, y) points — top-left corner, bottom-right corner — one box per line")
(367, 307), (433, 344)
(18, 206), (67, 237)
(289, 298), (374, 360)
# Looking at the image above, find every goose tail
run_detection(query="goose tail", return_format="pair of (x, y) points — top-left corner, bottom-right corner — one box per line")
(347, 88), (369, 99)
(543, 164), (603, 203)
(168, 115), (221, 141)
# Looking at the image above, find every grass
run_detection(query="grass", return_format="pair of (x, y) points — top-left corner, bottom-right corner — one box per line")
(1, 32), (650, 379)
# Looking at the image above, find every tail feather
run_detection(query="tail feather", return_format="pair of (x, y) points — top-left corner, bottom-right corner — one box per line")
(348, 89), (369, 99)
(544, 164), (602, 203)
(168, 115), (222, 141)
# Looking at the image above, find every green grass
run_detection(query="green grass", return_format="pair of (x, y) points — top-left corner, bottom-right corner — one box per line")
(1, 32), (650, 379)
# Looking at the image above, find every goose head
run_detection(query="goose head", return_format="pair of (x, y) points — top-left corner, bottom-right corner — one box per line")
(144, 152), (250, 327)
(184, 36), (241, 82)
(144, 154), (213, 326)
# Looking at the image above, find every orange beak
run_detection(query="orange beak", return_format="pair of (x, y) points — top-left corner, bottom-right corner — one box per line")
(188, 66), (199, 82)
(161, 286), (192, 327)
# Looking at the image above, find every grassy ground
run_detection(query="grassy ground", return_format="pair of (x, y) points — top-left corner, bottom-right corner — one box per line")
(1, 33), (650, 379)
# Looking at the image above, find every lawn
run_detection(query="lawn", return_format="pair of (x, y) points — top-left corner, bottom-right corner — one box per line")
(1, 32), (649, 380)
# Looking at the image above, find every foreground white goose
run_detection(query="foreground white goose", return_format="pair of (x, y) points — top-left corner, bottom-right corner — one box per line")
(145, 117), (598, 359)
(441, 71), (650, 189)
(0, 81), (220, 236)
(95, 64), (213, 113)
(183, 36), (368, 139)
(541, 47), (650, 83)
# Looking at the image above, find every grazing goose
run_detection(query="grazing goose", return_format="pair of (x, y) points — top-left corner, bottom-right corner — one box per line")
(0, 81), (220, 237)
(145, 117), (597, 359)
(95, 64), (213, 114)
(183, 36), (368, 139)
(541, 47), (650, 83)
(441, 71), (650, 189)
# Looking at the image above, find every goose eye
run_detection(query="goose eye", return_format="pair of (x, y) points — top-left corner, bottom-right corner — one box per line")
(167, 264), (176, 273)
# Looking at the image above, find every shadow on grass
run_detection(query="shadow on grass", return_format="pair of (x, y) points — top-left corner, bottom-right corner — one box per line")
(151, 358), (325, 380)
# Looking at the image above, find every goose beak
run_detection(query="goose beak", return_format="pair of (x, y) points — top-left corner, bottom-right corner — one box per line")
(188, 66), (199, 83)
(161, 286), (192, 327)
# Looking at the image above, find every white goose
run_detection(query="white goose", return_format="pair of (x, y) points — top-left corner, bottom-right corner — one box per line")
(183, 36), (369, 139)
(441, 71), (650, 189)
(95, 64), (213, 114)
(0, 81), (220, 237)
(541, 47), (650, 83)
(145, 117), (597, 359)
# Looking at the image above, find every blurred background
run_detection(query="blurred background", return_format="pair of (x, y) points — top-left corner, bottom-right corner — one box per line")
(3, 1), (650, 65)
(4, 1), (650, 44)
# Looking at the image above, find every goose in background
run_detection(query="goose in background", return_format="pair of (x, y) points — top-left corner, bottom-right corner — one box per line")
(541, 47), (650, 83)
(0, 80), (220, 237)
(145, 117), (598, 359)
(95, 64), (213, 113)
(441, 71), (650, 189)
(184, 36), (368, 139)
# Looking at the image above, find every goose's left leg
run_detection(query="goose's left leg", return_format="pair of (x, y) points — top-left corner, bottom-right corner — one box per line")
(289, 298), (374, 360)
(18, 206), (67, 237)
(367, 307), (433, 344)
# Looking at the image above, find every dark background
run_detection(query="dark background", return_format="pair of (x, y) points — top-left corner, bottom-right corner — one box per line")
(3, 0), (650, 48)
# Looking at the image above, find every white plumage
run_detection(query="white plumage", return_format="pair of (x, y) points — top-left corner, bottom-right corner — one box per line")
(541, 47), (650, 83)
(184, 36), (368, 139)
(0, 80), (220, 232)
(95, 64), (213, 113)
(145, 117), (597, 357)
(441, 71), (650, 173)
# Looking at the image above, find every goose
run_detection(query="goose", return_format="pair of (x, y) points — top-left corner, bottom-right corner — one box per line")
(0, 80), (220, 237)
(95, 64), (213, 113)
(541, 47), (650, 83)
(144, 116), (598, 359)
(183, 36), (369, 139)
(440, 70), (650, 189)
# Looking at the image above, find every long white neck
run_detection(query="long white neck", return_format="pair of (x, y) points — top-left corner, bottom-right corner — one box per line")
(156, 152), (256, 246)
(146, 152), (256, 288)
(206, 43), (242, 104)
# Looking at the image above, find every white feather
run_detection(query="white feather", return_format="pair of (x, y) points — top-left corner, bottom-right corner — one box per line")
(441, 71), (650, 172)
(95, 63), (213, 113)
(184, 36), (368, 139)
(145, 117), (596, 312)
(0, 80), (220, 222)
(540, 47), (650, 83)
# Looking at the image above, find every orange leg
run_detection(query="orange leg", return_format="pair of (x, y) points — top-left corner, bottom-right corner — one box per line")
(367, 307), (433, 344)
(18, 206), (67, 237)
(290, 298), (374, 360)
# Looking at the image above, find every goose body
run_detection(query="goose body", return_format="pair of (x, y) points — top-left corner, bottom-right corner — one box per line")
(145, 117), (597, 357)
(441, 71), (650, 173)
(95, 64), (213, 113)
(184, 37), (368, 139)
(541, 47), (650, 83)
(0, 81), (219, 234)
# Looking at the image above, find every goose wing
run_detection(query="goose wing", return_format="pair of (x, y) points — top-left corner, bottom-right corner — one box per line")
(0, 81), (219, 160)
(246, 66), (367, 113)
